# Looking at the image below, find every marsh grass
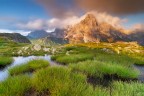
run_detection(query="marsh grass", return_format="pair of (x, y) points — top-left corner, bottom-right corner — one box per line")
(112, 81), (144, 96)
(9, 59), (49, 76)
(31, 67), (109, 96)
(0, 75), (31, 96)
(52, 53), (94, 65)
(69, 60), (139, 79)
(0, 57), (13, 67)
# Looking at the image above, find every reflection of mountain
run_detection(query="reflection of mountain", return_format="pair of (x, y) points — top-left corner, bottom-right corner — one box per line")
(65, 14), (144, 45)
(0, 33), (31, 43)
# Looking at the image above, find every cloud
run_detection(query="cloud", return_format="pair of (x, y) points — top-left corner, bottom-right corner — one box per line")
(131, 24), (144, 30)
(37, 0), (144, 18)
(0, 29), (31, 36)
(47, 11), (127, 29)
(17, 11), (127, 30)
(86, 11), (127, 28)
(17, 19), (45, 30)
(37, 0), (79, 18)
(47, 16), (85, 28)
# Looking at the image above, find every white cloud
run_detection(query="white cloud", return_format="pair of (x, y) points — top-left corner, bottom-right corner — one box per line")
(0, 29), (31, 36)
(16, 11), (128, 30)
(47, 11), (128, 29)
(86, 11), (128, 28)
(17, 19), (45, 30)
(131, 23), (144, 30)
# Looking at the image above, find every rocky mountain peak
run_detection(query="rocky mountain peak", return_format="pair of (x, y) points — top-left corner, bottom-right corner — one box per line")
(80, 14), (99, 27)
(65, 14), (129, 43)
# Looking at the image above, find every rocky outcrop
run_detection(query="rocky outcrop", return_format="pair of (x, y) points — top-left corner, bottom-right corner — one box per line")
(0, 33), (31, 43)
(50, 28), (65, 38)
(65, 14), (130, 43)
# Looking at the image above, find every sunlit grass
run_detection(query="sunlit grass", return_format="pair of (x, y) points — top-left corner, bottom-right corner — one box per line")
(112, 81), (144, 96)
(31, 67), (109, 96)
(0, 75), (31, 96)
(9, 59), (49, 76)
(52, 53), (94, 65)
(0, 57), (13, 67)
(69, 60), (139, 79)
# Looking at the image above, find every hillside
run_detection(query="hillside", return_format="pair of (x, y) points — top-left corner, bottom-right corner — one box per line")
(0, 33), (31, 43)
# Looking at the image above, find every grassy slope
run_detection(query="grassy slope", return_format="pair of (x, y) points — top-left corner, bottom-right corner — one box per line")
(0, 37), (29, 56)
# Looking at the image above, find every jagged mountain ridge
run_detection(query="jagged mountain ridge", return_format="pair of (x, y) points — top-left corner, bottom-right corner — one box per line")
(27, 30), (49, 39)
(0, 33), (31, 43)
(27, 28), (65, 39)
(27, 29), (67, 44)
(65, 14), (130, 43)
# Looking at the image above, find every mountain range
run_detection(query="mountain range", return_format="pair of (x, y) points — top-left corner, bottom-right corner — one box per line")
(64, 14), (144, 45)
(1, 14), (143, 45)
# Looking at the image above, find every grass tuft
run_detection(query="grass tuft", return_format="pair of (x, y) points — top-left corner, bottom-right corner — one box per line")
(0, 75), (31, 96)
(9, 59), (49, 76)
(0, 56), (13, 67)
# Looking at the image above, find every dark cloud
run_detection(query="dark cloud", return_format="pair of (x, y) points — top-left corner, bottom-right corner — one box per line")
(37, 0), (80, 18)
(77, 0), (144, 15)
(37, 0), (144, 18)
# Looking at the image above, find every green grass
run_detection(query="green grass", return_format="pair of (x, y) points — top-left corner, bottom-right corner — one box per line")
(0, 57), (13, 67)
(112, 81), (144, 96)
(0, 75), (31, 96)
(31, 67), (109, 96)
(9, 59), (49, 76)
(69, 60), (139, 79)
(52, 53), (94, 65)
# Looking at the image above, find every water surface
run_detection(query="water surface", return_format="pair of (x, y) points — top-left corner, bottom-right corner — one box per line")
(133, 65), (144, 82)
(0, 55), (57, 81)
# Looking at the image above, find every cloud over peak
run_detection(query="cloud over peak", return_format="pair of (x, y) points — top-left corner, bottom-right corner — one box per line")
(37, 0), (144, 18)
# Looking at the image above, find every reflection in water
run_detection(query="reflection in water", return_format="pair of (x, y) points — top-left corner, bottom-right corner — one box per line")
(133, 65), (144, 82)
(0, 55), (57, 81)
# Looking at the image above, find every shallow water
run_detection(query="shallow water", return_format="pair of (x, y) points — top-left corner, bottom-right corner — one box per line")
(0, 55), (58, 81)
(133, 65), (144, 82)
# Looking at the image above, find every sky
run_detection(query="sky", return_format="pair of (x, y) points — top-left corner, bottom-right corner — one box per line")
(0, 0), (144, 35)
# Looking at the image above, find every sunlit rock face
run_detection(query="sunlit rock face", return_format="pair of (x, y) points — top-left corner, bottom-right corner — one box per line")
(65, 14), (129, 43)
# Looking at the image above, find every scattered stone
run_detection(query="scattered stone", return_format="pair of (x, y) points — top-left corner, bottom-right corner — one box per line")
(33, 44), (41, 51)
